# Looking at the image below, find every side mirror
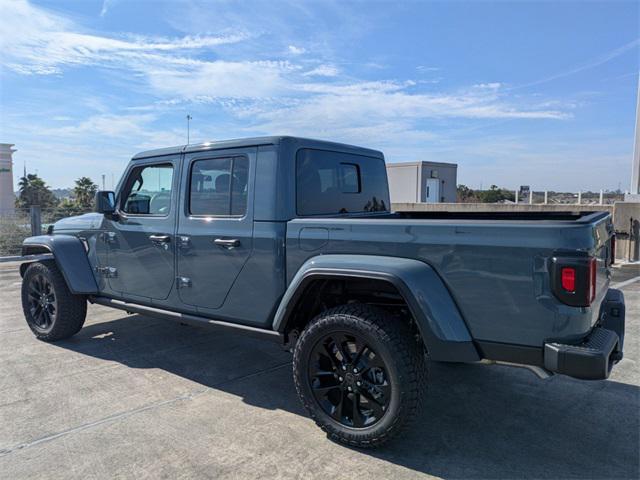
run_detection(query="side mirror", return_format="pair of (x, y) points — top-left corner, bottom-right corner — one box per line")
(95, 191), (116, 215)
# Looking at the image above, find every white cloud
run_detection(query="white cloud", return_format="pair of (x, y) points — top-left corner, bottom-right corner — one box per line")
(251, 81), (568, 133)
(12, 110), (181, 146)
(288, 45), (306, 55)
(473, 82), (502, 90)
(146, 60), (298, 99)
(0, 0), (247, 75)
(303, 64), (340, 77)
(416, 66), (440, 72)
(0, 1), (570, 123)
(42, 114), (158, 138)
(100, 0), (116, 17)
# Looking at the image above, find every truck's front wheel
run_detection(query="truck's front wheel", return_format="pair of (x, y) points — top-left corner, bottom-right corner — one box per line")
(293, 304), (426, 448)
(21, 261), (87, 341)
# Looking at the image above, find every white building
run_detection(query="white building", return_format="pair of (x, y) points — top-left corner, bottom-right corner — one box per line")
(386, 161), (458, 204)
(0, 144), (16, 216)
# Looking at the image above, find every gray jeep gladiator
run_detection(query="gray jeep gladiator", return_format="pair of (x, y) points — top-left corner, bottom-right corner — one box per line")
(20, 136), (625, 447)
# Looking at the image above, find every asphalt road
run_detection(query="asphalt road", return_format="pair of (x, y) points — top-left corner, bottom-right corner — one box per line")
(0, 262), (638, 479)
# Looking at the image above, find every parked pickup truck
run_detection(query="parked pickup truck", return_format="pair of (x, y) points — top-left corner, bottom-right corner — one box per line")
(20, 136), (625, 447)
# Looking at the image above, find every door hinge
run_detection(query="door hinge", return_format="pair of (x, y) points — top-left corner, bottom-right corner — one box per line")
(177, 277), (192, 289)
(96, 266), (118, 278)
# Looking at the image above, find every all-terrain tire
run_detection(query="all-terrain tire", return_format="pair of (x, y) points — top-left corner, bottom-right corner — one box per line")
(21, 261), (87, 341)
(293, 304), (427, 448)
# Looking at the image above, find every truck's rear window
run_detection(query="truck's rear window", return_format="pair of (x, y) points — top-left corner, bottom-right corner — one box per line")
(296, 149), (389, 216)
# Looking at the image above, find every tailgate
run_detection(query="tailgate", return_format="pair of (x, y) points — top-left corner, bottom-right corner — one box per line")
(587, 211), (615, 307)
(549, 212), (614, 314)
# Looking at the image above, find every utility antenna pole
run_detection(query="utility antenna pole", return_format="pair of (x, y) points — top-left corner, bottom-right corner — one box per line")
(186, 114), (192, 145)
(101, 174), (106, 190)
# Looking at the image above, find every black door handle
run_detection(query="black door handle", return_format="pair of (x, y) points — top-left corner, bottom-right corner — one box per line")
(214, 238), (240, 249)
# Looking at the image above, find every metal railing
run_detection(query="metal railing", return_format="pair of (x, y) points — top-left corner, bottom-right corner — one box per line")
(0, 206), (93, 256)
(513, 190), (624, 205)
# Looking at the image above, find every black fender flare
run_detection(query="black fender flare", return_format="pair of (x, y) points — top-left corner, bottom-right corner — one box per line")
(272, 254), (480, 363)
(21, 235), (98, 294)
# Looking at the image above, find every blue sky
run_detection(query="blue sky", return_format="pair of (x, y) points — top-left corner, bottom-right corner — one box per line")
(0, 0), (638, 191)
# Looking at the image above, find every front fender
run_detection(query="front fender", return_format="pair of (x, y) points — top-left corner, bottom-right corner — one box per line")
(273, 255), (480, 362)
(21, 235), (98, 294)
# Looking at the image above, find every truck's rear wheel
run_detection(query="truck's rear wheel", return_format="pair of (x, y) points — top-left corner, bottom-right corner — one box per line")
(293, 304), (426, 448)
(21, 261), (87, 341)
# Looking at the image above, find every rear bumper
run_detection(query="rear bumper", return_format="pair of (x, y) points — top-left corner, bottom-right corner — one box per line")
(543, 288), (625, 380)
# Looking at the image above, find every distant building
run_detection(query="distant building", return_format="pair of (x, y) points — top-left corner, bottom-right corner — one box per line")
(386, 161), (457, 203)
(519, 185), (531, 201)
(0, 144), (16, 216)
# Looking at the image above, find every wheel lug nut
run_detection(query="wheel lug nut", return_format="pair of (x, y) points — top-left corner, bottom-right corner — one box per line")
(342, 365), (346, 371)
(338, 377), (343, 382)
(353, 368), (358, 373)
(347, 386), (352, 391)
(356, 381), (361, 386)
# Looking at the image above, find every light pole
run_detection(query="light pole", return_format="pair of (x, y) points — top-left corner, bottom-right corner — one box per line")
(186, 114), (192, 145)
(630, 75), (640, 196)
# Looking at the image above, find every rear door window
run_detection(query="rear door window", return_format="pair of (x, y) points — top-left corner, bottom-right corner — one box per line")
(189, 157), (249, 216)
(296, 149), (389, 216)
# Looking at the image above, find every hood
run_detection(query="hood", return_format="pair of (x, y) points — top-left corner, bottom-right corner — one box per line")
(53, 212), (104, 233)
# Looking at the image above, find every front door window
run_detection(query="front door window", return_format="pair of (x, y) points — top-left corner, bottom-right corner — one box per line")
(121, 164), (174, 216)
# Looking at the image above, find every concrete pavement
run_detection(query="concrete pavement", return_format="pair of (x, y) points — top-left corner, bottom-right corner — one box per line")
(0, 261), (638, 479)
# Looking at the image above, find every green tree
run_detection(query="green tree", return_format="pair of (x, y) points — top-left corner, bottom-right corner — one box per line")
(478, 185), (515, 203)
(16, 174), (58, 210)
(456, 184), (477, 203)
(53, 198), (84, 221)
(73, 177), (98, 209)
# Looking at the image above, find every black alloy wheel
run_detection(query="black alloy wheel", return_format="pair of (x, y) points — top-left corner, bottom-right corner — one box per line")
(21, 261), (87, 341)
(308, 332), (391, 428)
(293, 304), (427, 448)
(26, 273), (57, 331)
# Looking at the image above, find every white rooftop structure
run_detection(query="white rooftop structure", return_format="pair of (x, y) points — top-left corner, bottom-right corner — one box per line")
(0, 144), (16, 216)
(386, 161), (458, 204)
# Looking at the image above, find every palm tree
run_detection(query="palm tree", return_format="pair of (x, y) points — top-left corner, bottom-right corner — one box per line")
(16, 174), (58, 209)
(73, 177), (98, 209)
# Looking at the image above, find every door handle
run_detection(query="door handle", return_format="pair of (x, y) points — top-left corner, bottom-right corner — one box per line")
(149, 234), (171, 244)
(214, 238), (240, 249)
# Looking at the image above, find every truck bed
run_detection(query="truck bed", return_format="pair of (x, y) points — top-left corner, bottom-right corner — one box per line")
(286, 210), (613, 348)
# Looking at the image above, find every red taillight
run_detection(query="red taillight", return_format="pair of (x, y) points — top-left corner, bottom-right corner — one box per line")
(561, 267), (576, 292)
(589, 257), (596, 304)
(552, 255), (598, 307)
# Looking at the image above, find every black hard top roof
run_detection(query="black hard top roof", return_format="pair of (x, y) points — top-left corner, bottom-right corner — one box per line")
(132, 136), (383, 160)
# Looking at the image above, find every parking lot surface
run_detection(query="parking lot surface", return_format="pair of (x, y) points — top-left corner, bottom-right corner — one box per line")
(0, 262), (638, 479)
